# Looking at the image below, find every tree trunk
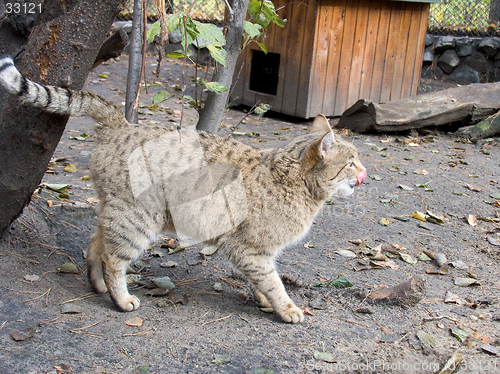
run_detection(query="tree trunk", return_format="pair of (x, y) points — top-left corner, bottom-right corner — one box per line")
(125, 0), (143, 123)
(0, 0), (125, 236)
(196, 0), (250, 134)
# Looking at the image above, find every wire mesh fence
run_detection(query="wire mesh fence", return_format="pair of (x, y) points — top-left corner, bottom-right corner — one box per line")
(428, 0), (500, 36)
(120, 0), (225, 23)
(171, 0), (225, 22)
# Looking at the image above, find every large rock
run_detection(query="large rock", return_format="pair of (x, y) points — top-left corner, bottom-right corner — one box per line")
(438, 49), (460, 74)
(448, 64), (480, 83)
(423, 46), (435, 62)
(425, 34), (435, 47)
(463, 52), (491, 74)
(456, 38), (479, 57)
(478, 37), (500, 57)
(422, 63), (444, 80)
(434, 36), (456, 52)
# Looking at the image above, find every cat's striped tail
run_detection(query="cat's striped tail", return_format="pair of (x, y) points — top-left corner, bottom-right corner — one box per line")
(0, 56), (126, 130)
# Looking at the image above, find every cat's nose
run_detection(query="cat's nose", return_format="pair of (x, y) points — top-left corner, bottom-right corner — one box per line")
(355, 171), (367, 186)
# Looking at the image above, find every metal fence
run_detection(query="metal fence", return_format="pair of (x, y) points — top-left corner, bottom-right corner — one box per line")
(120, 0), (225, 23)
(428, 0), (500, 36)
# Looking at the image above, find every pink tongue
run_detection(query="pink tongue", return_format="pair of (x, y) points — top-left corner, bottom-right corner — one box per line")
(356, 171), (367, 186)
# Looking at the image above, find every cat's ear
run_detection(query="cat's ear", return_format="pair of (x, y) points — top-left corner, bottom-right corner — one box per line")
(305, 131), (336, 167)
(319, 131), (335, 158)
(311, 114), (332, 133)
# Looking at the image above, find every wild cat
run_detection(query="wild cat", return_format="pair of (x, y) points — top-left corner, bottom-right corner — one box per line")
(0, 56), (366, 323)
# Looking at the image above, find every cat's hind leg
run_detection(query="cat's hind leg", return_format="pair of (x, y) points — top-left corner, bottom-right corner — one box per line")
(87, 226), (108, 294)
(232, 253), (304, 323)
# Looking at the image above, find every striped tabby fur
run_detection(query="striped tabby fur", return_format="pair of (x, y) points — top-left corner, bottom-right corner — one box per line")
(0, 56), (366, 323)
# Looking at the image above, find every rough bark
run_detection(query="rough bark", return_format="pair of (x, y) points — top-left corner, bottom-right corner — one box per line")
(92, 27), (129, 70)
(457, 110), (500, 139)
(0, 0), (125, 236)
(196, 0), (251, 134)
(125, 0), (143, 123)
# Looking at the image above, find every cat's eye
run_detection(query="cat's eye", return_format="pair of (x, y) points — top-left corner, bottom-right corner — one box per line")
(349, 161), (355, 168)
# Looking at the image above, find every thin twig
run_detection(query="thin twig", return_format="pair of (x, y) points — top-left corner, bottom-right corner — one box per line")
(23, 288), (50, 303)
(332, 316), (370, 328)
(232, 100), (261, 132)
(70, 320), (103, 331)
(371, 317), (392, 335)
(223, 0), (232, 13)
(60, 292), (96, 305)
(123, 326), (157, 337)
(202, 314), (232, 326)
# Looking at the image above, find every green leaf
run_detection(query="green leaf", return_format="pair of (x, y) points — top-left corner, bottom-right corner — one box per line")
(193, 20), (225, 47)
(248, 0), (263, 20)
(167, 13), (183, 33)
(182, 95), (197, 108)
(153, 91), (174, 104)
(46, 184), (69, 193)
(199, 78), (228, 93)
(248, 0), (285, 30)
(147, 20), (161, 43)
(206, 44), (227, 67)
(166, 51), (185, 59)
(273, 16), (287, 28)
(450, 327), (470, 342)
(313, 351), (336, 363)
(180, 17), (198, 52)
(331, 277), (353, 288)
(256, 42), (268, 54)
(416, 330), (435, 350)
(244, 21), (262, 38)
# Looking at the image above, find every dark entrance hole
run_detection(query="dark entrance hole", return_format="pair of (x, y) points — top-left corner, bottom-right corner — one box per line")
(249, 50), (280, 96)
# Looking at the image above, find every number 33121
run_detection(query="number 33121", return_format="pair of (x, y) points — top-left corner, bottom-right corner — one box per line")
(5, 3), (42, 14)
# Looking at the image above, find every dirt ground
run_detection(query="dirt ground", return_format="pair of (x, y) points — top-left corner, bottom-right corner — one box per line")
(0, 55), (499, 374)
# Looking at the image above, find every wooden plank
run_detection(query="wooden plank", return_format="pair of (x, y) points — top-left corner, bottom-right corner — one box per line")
(296, 0), (318, 118)
(359, 0), (382, 100)
(411, 3), (429, 95)
(369, 2), (391, 104)
(345, 1), (370, 111)
(280, 1), (309, 116)
(321, 0), (347, 116)
(270, 0), (290, 113)
(334, 0), (359, 115)
(400, 3), (422, 98)
(390, 1), (412, 101)
(379, 2), (402, 103)
(308, 0), (335, 117)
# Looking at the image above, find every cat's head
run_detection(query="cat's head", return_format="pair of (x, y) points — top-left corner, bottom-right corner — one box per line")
(303, 114), (366, 200)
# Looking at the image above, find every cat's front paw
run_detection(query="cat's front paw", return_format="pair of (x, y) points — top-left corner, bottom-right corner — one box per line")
(278, 302), (304, 324)
(114, 294), (141, 312)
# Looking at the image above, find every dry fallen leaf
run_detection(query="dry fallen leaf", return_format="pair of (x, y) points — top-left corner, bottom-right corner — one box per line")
(413, 169), (429, 175)
(465, 183), (482, 192)
(466, 214), (477, 226)
(125, 317), (143, 327)
(12, 327), (36, 341)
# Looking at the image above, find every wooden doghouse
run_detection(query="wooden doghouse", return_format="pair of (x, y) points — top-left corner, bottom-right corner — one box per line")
(230, 0), (438, 118)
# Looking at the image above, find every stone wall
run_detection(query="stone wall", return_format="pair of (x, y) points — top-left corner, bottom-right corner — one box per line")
(422, 35), (500, 84)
